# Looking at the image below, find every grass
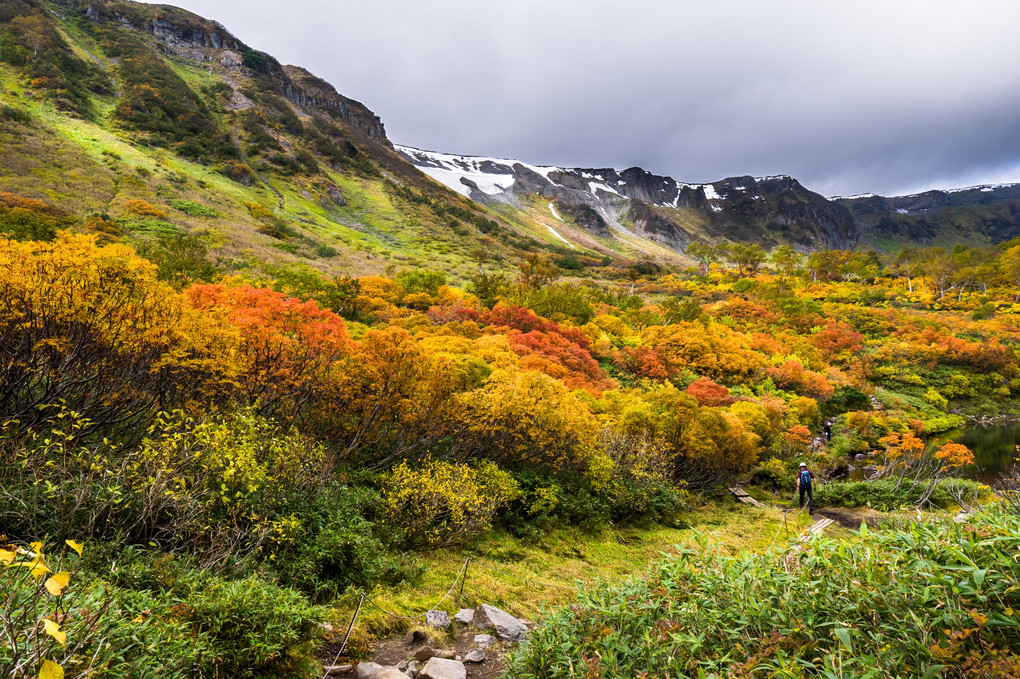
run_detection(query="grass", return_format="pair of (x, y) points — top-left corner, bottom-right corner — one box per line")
(338, 500), (816, 636)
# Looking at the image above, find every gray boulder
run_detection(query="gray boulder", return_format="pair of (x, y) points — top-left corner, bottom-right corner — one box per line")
(453, 608), (474, 625)
(356, 662), (384, 679)
(473, 604), (527, 642)
(425, 609), (451, 630)
(463, 649), (485, 663)
(473, 634), (496, 648)
(418, 658), (466, 679)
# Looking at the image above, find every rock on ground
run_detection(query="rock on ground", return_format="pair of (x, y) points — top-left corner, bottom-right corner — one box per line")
(473, 604), (527, 642)
(463, 649), (485, 663)
(355, 663), (408, 679)
(453, 608), (474, 625)
(418, 657), (466, 679)
(324, 664), (353, 676)
(425, 610), (451, 630)
(473, 634), (496, 648)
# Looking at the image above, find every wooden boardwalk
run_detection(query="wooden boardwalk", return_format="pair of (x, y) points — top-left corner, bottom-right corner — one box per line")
(728, 486), (766, 508)
(799, 517), (835, 542)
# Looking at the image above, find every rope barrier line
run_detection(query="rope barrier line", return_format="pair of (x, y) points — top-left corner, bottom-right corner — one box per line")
(362, 557), (471, 620)
(320, 591), (364, 679)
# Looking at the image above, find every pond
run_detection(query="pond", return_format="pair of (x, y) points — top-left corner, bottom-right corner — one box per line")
(844, 422), (1020, 485)
(946, 422), (1020, 485)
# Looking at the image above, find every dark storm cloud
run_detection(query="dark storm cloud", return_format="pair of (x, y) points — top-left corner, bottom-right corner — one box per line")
(146, 0), (1020, 196)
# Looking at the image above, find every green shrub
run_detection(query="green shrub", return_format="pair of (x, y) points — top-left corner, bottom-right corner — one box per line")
(166, 198), (218, 218)
(507, 506), (1020, 677)
(179, 574), (323, 678)
(815, 477), (990, 511)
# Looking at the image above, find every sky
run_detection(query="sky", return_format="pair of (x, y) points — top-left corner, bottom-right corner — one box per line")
(143, 0), (1020, 197)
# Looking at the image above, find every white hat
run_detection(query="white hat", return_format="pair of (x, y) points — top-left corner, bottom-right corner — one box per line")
(799, 462), (807, 467)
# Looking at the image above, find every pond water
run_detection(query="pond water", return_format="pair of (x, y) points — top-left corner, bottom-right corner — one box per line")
(845, 422), (1020, 485)
(946, 422), (1020, 485)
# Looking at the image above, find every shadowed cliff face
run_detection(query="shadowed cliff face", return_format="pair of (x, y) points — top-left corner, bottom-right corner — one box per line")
(398, 144), (1020, 254)
(395, 146), (862, 252)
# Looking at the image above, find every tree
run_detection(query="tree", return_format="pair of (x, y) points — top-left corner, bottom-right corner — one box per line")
(1001, 244), (1020, 301)
(888, 247), (921, 292)
(685, 241), (721, 271)
(771, 244), (802, 278)
(919, 247), (957, 299)
(517, 254), (560, 292)
(727, 243), (767, 277)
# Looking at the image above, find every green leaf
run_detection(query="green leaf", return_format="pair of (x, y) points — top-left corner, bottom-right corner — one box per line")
(834, 627), (853, 652)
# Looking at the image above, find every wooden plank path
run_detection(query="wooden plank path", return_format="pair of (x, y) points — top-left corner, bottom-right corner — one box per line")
(799, 517), (835, 543)
(728, 486), (766, 508)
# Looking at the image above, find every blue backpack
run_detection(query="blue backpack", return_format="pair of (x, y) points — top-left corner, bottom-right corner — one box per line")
(799, 469), (812, 489)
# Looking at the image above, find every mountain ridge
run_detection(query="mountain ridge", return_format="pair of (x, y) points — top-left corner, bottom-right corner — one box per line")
(3, 0), (1020, 279)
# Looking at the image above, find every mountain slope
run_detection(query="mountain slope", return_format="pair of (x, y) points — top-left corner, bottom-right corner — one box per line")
(3, 0), (1020, 282)
(0, 0), (606, 284)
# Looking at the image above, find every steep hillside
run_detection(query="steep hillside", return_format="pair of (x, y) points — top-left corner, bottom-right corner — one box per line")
(0, 0), (605, 284)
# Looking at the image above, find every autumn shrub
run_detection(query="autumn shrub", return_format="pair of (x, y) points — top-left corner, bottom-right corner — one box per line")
(0, 192), (75, 241)
(1, 407), (328, 563)
(748, 457), (790, 491)
(0, 235), (239, 432)
(122, 199), (167, 218)
(382, 459), (521, 547)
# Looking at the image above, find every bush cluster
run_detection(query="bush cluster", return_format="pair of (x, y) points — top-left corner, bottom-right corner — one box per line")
(508, 506), (1020, 677)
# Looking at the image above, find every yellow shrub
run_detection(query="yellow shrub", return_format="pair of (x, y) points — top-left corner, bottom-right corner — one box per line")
(382, 459), (520, 547)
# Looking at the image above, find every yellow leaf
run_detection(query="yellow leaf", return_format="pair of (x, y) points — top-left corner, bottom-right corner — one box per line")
(38, 660), (63, 679)
(65, 540), (83, 557)
(42, 619), (66, 646)
(45, 572), (70, 596)
(0, 547), (15, 564)
(28, 558), (51, 579)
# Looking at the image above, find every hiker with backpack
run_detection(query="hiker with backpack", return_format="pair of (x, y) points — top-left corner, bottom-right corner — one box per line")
(796, 462), (815, 514)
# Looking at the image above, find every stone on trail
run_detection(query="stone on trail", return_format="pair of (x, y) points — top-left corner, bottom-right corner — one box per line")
(463, 649), (486, 663)
(473, 634), (496, 648)
(453, 608), (474, 625)
(412, 647), (434, 662)
(418, 657), (466, 679)
(355, 663), (407, 679)
(324, 665), (353, 676)
(473, 604), (527, 642)
(425, 609), (451, 629)
(356, 662), (384, 679)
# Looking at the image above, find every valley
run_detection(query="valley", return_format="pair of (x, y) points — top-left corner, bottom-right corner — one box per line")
(1, 1), (1019, 678)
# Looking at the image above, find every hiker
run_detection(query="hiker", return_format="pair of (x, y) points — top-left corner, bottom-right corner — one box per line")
(796, 462), (815, 514)
(823, 423), (832, 441)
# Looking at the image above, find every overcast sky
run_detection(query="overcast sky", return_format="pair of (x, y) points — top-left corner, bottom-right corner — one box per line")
(145, 0), (1020, 197)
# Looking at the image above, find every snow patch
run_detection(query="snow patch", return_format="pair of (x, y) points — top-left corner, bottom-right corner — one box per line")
(543, 223), (574, 248)
(829, 193), (877, 200)
(589, 181), (620, 196)
(702, 184), (721, 201)
(394, 144), (565, 195)
(548, 202), (564, 222)
(896, 208), (909, 215)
